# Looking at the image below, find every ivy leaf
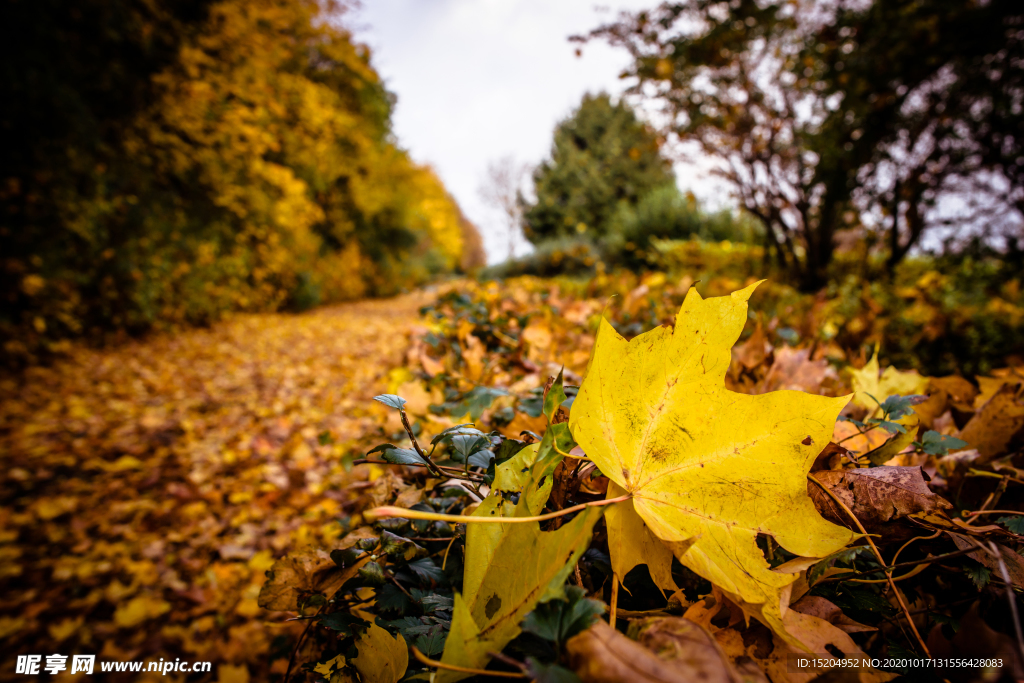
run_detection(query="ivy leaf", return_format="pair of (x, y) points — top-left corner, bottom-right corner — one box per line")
(407, 558), (445, 585)
(521, 586), (604, 648)
(965, 565), (992, 590)
(374, 394), (408, 411)
(381, 447), (428, 466)
(376, 584), (413, 615)
(920, 430), (968, 456)
(997, 516), (1024, 535)
(877, 394), (926, 421)
(318, 611), (368, 637)
(569, 282), (854, 646)
(525, 658), (581, 683)
(430, 424), (482, 446)
(414, 627), (448, 657)
(380, 531), (427, 561)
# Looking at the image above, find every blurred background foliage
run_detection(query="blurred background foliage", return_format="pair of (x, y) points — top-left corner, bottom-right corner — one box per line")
(0, 0), (485, 366)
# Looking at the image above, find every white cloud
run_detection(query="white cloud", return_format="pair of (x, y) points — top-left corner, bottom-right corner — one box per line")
(353, 0), (727, 263)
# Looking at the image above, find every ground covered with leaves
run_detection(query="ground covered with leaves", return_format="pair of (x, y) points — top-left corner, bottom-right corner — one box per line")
(3, 270), (1024, 683)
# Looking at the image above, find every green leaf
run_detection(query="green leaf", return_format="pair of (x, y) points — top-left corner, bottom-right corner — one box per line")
(869, 418), (907, 435)
(877, 394), (925, 421)
(380, 531), (427, 561)
(467, 451), (493, 469)
(521, 586), (604, 647)
(920, 430), (968, 456)
(837, 415), (866, 428)
(374, 394), (408, 410)
(421, 593), (454, 613)
(526, 659), (581, 683)
(376, 585), (413, 615)
(318, 611), (368, 637)
(430, 425), (481, 446)
(408, 558), (444, 585)
(965, 565), (991, 590)
(414, 627), (448, 657)
(864, 418), (919, 466)
(381, 447), (428, 466)
(359, 561), (387, 586)
(997, 516), (1024, 534)
(449, 434), (492, 463)
(543, 368), (568, 421)
(330, 548), (364, 569)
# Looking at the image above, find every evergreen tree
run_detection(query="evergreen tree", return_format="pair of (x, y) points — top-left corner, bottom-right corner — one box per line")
(522, 93), (674, 244)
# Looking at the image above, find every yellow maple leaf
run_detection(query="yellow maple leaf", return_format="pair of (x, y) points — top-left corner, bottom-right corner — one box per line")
(569, 282), (854, 643)
(849, 350), (928, 415)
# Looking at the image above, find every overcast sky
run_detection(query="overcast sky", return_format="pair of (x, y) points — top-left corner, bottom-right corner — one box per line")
(352, 1), (726, 263)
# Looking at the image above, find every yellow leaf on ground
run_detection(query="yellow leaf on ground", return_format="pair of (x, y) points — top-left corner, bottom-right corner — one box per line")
(570, 282), (854, 645)
(352, 623), (407, 683)
(216, 663), (250, 683)
(849, 351), (928, 415)
(438, 445), (604, 682)
(113, 594), (171, 628)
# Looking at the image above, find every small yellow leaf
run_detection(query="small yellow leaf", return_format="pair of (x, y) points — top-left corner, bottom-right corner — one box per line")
(113, 594), (171, 628)
(314, 654), (346, 676)
(216, 663), (250, 683)
(849, 350), (928, 414)
(352, 623), (407, 683)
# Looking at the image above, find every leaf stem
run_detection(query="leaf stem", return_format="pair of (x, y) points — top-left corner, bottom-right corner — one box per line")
(399, 407), (445, 478)
(609, 575), (620, 630)
(366, 494), (630, 524)
(964, 509), (1024, 518)
(410, 646), (526, 679)
(807, 474), (932, 657)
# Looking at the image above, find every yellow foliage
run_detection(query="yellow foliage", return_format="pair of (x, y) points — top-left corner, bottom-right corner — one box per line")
(571, 283), (854, 645)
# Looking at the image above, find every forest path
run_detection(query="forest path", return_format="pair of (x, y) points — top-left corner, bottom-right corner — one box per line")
(0, 289), (439, 676)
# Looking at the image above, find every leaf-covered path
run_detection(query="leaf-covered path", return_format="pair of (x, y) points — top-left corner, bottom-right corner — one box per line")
(1, 291), (437, 679)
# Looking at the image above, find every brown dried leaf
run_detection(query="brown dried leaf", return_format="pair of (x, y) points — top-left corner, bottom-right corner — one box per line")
(566, 619), (743, 683)
(761, 347), (837, 395)
(957, 383), (1024, 462)
(257, 548), (369, 611)
(809, 466), (953, 529)
(789, 595), (875, 634)
(949, 534), (1024, 589)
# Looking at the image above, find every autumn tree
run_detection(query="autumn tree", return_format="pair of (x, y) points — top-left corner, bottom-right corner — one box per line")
(581, 0), (1024, 291)
(0, 0), (479, 365)
(522, 92), (675, 244)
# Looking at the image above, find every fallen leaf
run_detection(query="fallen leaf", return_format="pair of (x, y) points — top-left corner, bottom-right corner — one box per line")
(605, 482), (678, 595)
(957, 383), (1024, 461)
(438, 445), (603, 682)
(761, 347), (836, 394)
(566, 619), (745, 683)
(927, 604), (1024, 682)
(113, 594), (171, 628)
(948, 534), (1024, 589)
(570, 282), (854, 643)
(789, 595), (875, 634)
(848, 351), (928, 416)
(809, 466), (953, 529)
(353, 623), (408, 683)
(258, 547), (369, 612)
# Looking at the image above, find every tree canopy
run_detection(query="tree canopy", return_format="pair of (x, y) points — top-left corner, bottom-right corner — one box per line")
(0, 0), (481, 366)
(582, 0), (1024, 291)
(522, 92), (675, 244)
